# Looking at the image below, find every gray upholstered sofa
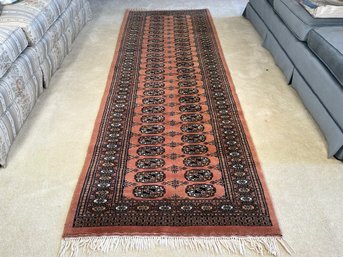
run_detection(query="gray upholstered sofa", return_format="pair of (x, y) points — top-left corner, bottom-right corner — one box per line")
(244, 0), (343, 161)
(0, 0), (92, 166)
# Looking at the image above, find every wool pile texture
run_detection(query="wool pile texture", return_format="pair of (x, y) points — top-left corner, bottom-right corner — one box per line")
(61, 9), (287, 257)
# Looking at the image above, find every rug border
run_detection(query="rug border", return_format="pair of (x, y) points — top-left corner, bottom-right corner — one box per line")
(204, 9), (281, 234)
(63, 9), (132, 237)
(63, 9), (281, 238)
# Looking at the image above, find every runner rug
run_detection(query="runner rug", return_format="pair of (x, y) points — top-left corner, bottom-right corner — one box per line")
(61, 9), (290, 257)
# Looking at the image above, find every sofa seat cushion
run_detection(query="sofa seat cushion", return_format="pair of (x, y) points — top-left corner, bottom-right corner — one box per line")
(0, 25), (28, 78)
(274, 0), (343, 41)
(36, 0), (91, 87)
(35, 0), (90, 64)
(307, 26), (343, 86)
(0, 47), (42, 116)
(0, 0), (67, 45)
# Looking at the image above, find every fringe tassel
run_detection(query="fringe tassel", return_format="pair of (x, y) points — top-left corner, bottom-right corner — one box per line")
(59, 236), (294, 257)
(127, 8), (210, 11)
(128, 8), (148, 11)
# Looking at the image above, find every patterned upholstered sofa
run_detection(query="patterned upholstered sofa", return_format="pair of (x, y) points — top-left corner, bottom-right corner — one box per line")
(244, 0), (343, 161)
(0, 0), (92, 166)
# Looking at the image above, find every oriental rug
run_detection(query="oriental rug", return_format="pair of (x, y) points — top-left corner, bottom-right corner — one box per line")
(61, 9), (289, 257)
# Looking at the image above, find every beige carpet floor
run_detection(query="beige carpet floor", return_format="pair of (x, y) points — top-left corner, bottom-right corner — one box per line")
(0, 1), (342, 257)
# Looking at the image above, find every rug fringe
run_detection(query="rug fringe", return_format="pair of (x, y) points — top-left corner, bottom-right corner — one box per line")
(127, 8), (208, 11)
(59, 236), (293, 257)
(128, 8), (148, 11)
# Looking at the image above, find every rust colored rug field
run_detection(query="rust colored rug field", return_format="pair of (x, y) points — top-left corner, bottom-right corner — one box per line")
(61, 9), (288, 257)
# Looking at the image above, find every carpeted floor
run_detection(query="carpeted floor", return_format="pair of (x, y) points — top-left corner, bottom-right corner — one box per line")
(0, 1), (342, 257)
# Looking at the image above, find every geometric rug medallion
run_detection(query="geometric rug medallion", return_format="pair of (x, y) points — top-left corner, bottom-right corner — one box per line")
(61, 9), (287, 257)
